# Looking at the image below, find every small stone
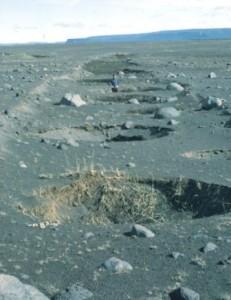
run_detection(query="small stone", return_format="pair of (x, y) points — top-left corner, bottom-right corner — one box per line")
(168, 82), (184, 92)
(127, 162), (136, 168)
(19, 161), (27, 168)
(39, 223), (46, 229)
(201, 242), (217, 253)
(84, 232), (94, 239)
(123, 121), (134, 129)
(103, 257), (133, 273)
(168, 119), (179, 126)
(66, 138), (79, 147)
(170, 287), (200, 300)
(167, 72), (177, 79)
(170, 252), (184, 259)
(128, 98), (140, 105)
(86, 115), (94, 121)
(208, 72), (217, 79)
(56, 143), (68, 150)
(130, 224), (155, 238)
(60, 93), (87, 107)
(53, 283), (93, 300)
(167, 96), (178, 103)
(155, 107), (181, 119)
(128, 75), (137, 79)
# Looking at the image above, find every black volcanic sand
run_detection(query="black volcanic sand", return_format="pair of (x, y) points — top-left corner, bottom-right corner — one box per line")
(0, 41), (231, 299)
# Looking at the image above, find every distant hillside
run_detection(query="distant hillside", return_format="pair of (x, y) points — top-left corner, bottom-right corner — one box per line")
(66, 28), (231, 44)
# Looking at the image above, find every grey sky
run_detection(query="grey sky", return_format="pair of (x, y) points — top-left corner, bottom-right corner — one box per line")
(0, 0), (231, 43)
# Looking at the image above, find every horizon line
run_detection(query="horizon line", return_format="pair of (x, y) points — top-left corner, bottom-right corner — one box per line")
(1, 26), (231, 46)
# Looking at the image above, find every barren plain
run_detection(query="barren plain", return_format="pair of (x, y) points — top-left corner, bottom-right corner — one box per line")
(0, 40), (231, 299)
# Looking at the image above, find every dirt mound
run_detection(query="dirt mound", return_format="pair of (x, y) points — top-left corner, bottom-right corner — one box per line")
(22, 171), (231, 225)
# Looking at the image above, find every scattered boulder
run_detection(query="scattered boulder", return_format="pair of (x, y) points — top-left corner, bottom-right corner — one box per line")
(122, 121), (135, 129)
(170, 252), (184, 259)
(167, 82), (184, 92)
(127, 162), (136, 168)
(155, 107), (181, 119)
(168, 119), (179, 126)
(201, 242), (218, 253)
(201, 96), (225, 110)
(103, 257), (133, 273)
(53, 283), (93, 300)
(60, 93), (87, 107)
(84, 232), (94, 239)
(66, 138), (79, 147)
(170, 287), (200, 300)
(128, 74), (137, 80)
(167, 96), (178, 103)
(130, 224), (155, 238)
(167, 72), (177, 79)
(19, 161), (27, 168)
(128, 98), (140, 105)
(208, 72), (217, 79)
(0, 274), (49, 299)
(118, 71), (125, 77)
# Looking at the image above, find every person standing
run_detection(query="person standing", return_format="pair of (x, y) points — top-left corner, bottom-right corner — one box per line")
(111, 73), (119, 92)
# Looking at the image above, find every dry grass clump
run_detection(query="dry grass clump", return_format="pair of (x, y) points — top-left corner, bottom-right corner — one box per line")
(27, 170), (163, 224)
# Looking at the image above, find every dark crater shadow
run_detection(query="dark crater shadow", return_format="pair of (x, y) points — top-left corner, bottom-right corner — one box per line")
(143, 177), (231, 218)
(122, 67), (152, 74)
(225, 119), (231, 128)
(83, 55), (135, 75)
(107, 126), (174, 142)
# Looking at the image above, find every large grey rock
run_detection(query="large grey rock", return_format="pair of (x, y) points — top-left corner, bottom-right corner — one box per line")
(103, 257), (133, 273)
(130, 224), (155, 238)
(53, 283), (93, 300)
(155, 107), (181, 119)
(170, 287), (200, 300)
(0, 274), (49, 299)
(60, 93), (86, 107)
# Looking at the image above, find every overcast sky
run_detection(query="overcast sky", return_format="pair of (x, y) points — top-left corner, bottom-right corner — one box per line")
(0, 0), (231, 43)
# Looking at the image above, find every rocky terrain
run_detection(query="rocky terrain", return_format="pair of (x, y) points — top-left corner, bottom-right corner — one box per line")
(0, 40), (231, 299)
